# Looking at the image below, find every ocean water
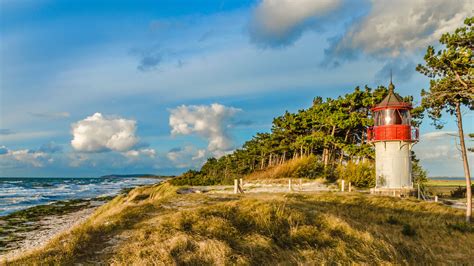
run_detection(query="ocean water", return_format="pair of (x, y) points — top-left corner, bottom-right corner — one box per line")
(0, 177), (161, 216)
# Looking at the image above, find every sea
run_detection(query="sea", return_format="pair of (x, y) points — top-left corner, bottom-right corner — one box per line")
(0, 177), (161, 216)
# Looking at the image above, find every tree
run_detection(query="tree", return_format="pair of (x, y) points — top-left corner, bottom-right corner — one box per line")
(416, 17), (474, 222)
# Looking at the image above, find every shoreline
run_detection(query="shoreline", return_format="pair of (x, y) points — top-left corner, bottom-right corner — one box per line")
(0, 205), (100, 262)
(0, 197), (110, 260)
(0, 180), (163, 260)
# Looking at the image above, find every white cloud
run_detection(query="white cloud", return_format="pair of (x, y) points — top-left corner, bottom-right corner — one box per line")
(422, 131), (458, 141)
(414, 130), (473, 176)
(122, 148), (156, 159)
(169, 103), (241, 156)
(167, 146), (207, 168)
(0, 146), (52, 167)
(331, 0), (470, 58)
(71, 113), (138, 152)
(249, 0), (342, 46)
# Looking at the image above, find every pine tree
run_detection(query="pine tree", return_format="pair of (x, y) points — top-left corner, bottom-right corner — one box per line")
(417, 17), (473, 222)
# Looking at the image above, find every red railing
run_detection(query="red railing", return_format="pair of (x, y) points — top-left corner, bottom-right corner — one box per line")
(367, 125), (418, 142)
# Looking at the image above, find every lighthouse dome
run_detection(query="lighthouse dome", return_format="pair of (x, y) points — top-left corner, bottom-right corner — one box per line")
(374, 82), (411, 109)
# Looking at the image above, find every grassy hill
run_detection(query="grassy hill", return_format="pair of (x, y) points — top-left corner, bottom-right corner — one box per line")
(7, 182), (473, 265)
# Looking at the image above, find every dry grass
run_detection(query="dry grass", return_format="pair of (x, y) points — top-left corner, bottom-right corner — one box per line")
(6, 182), (474, 265)
(246, 156), (320, 180)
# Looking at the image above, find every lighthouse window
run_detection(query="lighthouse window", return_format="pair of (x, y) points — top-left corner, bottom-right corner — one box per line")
(379, 109), (402, 125)
(374, 111), (383, 126)
(399, 109), (411, 125)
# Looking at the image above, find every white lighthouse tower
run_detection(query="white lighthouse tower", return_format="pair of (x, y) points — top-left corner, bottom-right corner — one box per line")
(367, 81), (419, 195)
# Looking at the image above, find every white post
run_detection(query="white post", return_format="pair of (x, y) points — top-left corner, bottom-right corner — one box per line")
(288, 178), (292, 191)
(417, 183), (420, 200)
(239, 178), (244, 193)
(435, 196), (438, 202)
(348, 182), (352, 192)
(341, 180), (345, 192)
(234, 179), (238, 194)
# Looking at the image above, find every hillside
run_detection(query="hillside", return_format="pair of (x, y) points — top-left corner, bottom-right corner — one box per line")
(7, 182), (473, 265)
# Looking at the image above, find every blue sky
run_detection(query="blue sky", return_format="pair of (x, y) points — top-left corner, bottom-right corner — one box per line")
(0, 0), (472, 177)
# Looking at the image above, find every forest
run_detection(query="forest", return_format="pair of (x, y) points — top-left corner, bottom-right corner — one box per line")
(171, 85), (426, 187)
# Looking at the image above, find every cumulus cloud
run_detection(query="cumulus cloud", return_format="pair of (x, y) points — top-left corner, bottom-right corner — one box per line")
(71, 113), (138, 152)
(327, 0), (470, 59)
(122, 148), (156, 159)
(167, 146), (207, 168)
(0, 146), (52, 167)
(169, 103), (241, 157)
(249, 0), (342, 47)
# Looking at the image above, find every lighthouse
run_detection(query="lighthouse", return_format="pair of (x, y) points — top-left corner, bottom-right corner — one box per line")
(367, 81), (418, 193)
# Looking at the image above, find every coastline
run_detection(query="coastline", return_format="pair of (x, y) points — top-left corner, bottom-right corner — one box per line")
(0, 205), (100, 262)
(0, 180), (162, 260)
(0, 197), (110, 260)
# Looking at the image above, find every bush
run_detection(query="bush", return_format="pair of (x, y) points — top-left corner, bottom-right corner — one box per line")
(446, 222), (474, 233)
(401, 224), (416, 236)
(450, 185), (474, 198)
(336, 161), (375, 188)
(169, 170), (232, 186)
(291, 155), (324, 179)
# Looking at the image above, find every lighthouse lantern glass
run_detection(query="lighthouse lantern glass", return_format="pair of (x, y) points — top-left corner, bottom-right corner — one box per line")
(374, 109), (410, 126)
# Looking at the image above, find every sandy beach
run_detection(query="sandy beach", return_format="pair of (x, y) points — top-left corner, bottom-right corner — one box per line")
(0, 203), (102, 262)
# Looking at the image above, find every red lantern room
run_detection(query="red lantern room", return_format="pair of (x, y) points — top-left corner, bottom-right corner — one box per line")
(367, 82), (419, 142)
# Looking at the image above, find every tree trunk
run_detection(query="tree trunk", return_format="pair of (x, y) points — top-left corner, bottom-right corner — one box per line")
(339, 130), (351, 164)
(455, 102), (472, 222)
(324, 126), (336, 167)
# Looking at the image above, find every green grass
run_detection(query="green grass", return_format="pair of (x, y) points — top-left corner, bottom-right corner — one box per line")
(6, 182), (474, 265)
(427, 179), (468, 187)
(425, 179), (471, 198)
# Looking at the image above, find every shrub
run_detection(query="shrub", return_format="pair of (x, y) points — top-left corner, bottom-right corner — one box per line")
(336, 161), (375, 188)
(401, 224), (416, 236)
(386, 216), (400, 225)
(446, 222), (474, 233)
(450, 185), (474, 198)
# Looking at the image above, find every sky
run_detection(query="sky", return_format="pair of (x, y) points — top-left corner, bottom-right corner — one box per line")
(0, 0), (472, 177)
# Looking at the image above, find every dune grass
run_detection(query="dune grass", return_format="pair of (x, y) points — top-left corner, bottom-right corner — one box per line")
(6, 182), (474, 265)
(245, 156), (324, 181)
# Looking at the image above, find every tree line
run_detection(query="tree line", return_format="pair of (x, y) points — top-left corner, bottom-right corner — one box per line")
(171, 85), (425, 186)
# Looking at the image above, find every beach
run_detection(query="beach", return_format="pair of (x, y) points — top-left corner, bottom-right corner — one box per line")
(0, 203), (99, 261)
(0, 177), (163, 261)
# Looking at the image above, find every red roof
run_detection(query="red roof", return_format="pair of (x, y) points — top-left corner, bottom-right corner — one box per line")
(373, 82), (411, 110)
